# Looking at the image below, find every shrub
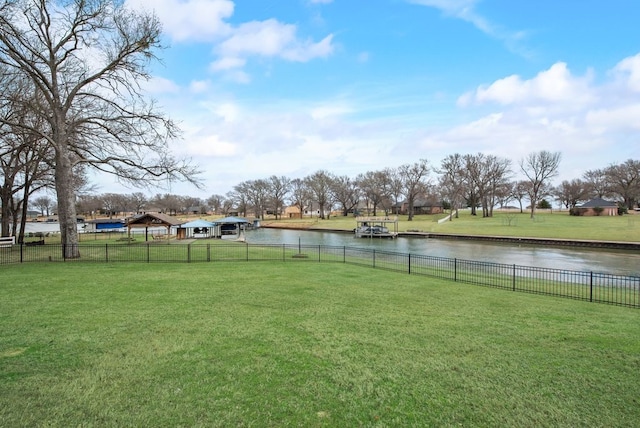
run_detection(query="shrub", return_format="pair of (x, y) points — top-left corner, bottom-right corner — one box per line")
(569, 207), (583, 216)
(537, 199), (552, 209)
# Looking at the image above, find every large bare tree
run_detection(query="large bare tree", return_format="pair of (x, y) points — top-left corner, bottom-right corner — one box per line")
(267, 175), (291, 219)
(304, 170), (334, 219)
(520, 151), (561, 219)
(398, 159), (429, 221)
(438, 154), (465, 220)
(331, 174), (359, 217)
(604, 159), (640, 210)
(0, 0), (199, 257)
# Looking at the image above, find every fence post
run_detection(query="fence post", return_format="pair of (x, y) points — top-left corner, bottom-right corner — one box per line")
(187, 243), (191, 263)
(373, 249), (376, 269)
(20, 243), (23, 263)
(318, 245), (321, 262)
(63, 244), (66, 262)
(408, 254), (411, 275)
(246, 242), (249, 261)
(106, 243), (109, 263)
(590, 271), (593, 302)
(512, 264), (516, 291)
(147, 243), (150, 263)
(343, 246), (346, 263)
(454, 258), (457, 281)
(283, 244), (285, 262)
(207, 244), (210, 262)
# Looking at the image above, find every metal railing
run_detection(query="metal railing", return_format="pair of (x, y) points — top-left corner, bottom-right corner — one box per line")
(1, 242), (638, 308)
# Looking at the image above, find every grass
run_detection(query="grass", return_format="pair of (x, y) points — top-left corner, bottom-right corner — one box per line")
(1, 262), (639, 426)
(265, 210), (640, 242)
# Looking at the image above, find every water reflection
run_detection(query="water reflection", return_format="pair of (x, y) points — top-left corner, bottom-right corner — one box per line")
(245, 228), (640, 276)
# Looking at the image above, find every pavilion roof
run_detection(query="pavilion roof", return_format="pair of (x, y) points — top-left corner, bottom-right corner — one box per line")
(126, 212), (184, 227)
(212, 216), (249, 224)
(180, 219), (216, 228)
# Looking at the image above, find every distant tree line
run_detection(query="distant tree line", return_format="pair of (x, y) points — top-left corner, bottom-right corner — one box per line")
(7, 153), (637, 238)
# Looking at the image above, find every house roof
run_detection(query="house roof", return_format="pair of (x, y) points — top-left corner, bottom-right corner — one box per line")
(393, 199), (443, 208)
(212, 216), (249, 224)
(180, 219), (216, 228)
(126, 212), (184, 226)
(579, 198), (618, 208)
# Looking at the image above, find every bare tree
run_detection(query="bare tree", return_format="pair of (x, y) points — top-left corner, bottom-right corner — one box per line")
(206, 194), (225, 215)
(129, 192), (148, 214)
(289, 178), (309, 218)
(32, 195), (53, 216)
(331, 175), (360, 216)
(235, 180), (269, 219)
(304, 170), (334, 219)
(357, 170), (393, 216)
(225, 190), (247, 217)
(267, 175), (291, 219)
(0, 0), (200, 257)
(0, 130), (52, 240)
(151, 194), (182, 215)
(520, 151), (561, 218)
(604, 159), (640, 210)
(510, 180), (529, 213)
(553, 179), (588, 209)
(462, 153), (510, 218)
(76, 194), (102, 218)
(100, 193), (122, 219)
(437, 154), (465, 220)
(398, 159), (430, 221)
(583, 168), (610, 199)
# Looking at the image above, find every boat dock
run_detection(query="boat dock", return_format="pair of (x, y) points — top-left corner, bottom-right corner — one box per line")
(354, 216), (398, 238)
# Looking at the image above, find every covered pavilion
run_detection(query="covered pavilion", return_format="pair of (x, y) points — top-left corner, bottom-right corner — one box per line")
(177, 219), (217, 239)
(126, 213), (184, 241)
(212, 216), (250, 238)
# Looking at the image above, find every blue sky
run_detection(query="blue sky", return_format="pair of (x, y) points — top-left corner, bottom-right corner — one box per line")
(119, 0), (640, 198)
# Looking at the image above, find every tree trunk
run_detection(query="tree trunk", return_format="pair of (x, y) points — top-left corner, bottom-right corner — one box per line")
(10, 199), (19, 241)
(0, 187), (11, 237)
(17, 179), (31, 245)
(55, 147), (80, 259)
(407, 198), (414, 221)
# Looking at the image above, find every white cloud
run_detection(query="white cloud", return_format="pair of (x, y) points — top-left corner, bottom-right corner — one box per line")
(127, 0), (336, 80)
(408, 0), (531, 57)
(612, 53), (640, 92)
(214, 103), (241, 122)
(143, 76), (181, 94)
(183, 134), (238, 157)
(216, 19), (334, 63)
(459, 62), (596, 107)
(189, 80), (211, 94)
(209, 56), (246, 71)
(125, 0), (234, 42)
(310, 104), (353, 120)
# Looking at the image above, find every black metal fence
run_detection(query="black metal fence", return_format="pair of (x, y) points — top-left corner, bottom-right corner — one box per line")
(1, 242), (638, 308)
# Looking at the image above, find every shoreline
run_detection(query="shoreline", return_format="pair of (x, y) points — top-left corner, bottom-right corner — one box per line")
(260, 223), (640, 251)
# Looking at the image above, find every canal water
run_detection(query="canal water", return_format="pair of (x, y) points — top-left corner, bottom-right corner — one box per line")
(244, 228), (640, 277)
(19, 222), (639, 276)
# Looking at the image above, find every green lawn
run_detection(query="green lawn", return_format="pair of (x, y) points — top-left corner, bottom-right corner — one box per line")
(269, 210), (640, 242)
(1, 262), (638, 426)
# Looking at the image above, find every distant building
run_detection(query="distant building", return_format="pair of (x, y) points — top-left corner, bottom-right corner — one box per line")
(392, 198), (444, 215)
(574, 198), (618, 216)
